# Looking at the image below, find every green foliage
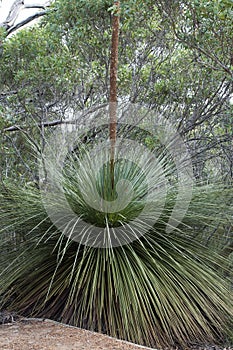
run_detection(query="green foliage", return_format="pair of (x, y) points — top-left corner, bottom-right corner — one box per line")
(0, 27), (7, 42)
(0, 27), (78, 104)
(163, 0), (233, 75)
(0, 145), (232, 347)
(0, 3), (233, 346)
(63, 155), (147, 227)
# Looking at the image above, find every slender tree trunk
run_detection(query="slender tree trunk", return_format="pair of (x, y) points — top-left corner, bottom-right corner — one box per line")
(109, 0), (120, 189)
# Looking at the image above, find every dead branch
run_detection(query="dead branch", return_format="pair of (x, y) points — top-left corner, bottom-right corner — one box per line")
(0, 0), (54, 36)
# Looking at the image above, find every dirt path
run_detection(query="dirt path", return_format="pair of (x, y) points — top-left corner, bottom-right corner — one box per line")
(0, 319), (156, 350)
(1, 319), (232, 350)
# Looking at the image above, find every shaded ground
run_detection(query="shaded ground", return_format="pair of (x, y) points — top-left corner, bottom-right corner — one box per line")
(0, 318), (232, 350)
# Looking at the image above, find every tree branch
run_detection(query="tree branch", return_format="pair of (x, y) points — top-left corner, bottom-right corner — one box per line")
(6, 11), (48, 36)
(24, 5), (46, 10)
(3, 104), (108, 132)
(4, 120), (65, 132)
(0, 0), (54, 36)
(3, 0), (24, 28)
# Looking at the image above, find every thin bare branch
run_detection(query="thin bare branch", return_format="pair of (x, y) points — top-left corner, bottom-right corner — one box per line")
(0, 0), (54, 36)
(3, 104), (108, 132)
(3, 0), (24, 27)
(6, 11), (47, 36)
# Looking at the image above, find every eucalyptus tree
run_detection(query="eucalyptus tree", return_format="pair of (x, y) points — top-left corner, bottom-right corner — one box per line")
(147, 0), (233, 182)
(1, 0), (232, 182)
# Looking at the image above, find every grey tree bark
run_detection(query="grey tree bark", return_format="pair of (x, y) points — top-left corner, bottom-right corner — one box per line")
(0, 0), (53, 36)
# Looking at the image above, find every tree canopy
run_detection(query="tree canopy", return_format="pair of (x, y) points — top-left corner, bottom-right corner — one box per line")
(0, 0), (232, 182)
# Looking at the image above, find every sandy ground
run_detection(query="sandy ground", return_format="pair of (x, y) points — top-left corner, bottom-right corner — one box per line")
(0, 318), (232, 350)
(0, 319), (156, 350)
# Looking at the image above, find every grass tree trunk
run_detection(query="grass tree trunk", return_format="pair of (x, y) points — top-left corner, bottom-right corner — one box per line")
(109, 0), (120, 189)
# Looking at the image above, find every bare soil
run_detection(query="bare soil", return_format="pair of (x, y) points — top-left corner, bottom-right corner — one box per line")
(0, 319), (156, 350)
(0, 318), (232, 350)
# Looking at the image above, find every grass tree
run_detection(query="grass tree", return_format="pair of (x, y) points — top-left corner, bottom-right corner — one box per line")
(109, 0), (120, 188)
(0, 156), (232, 348)
(0, 0), (233, 348)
